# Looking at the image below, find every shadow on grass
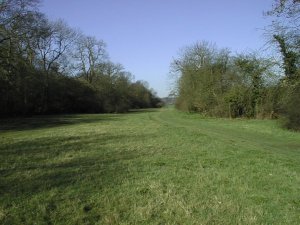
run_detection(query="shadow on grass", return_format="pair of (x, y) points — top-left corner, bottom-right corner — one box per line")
(0, 132), (152, 199)
(0, 109), (160, 132)
(128, 108), (160, 114)
(0, 114), (122, 132)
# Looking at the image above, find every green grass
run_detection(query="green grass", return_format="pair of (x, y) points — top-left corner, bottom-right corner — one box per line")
(0, 108), (300, 225)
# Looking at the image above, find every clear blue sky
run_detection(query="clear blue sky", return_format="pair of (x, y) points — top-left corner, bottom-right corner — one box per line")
(40, 0), (274, 97)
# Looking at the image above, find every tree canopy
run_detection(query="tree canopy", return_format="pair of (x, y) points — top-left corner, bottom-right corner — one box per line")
(0, 0), (162, 116)
(170, 0), (300, 130)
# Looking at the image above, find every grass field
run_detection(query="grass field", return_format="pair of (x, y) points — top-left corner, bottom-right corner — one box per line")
(0, 108), (300, 225)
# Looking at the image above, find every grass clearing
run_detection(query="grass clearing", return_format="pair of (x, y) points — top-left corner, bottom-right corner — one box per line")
(0, 108), (300, 224)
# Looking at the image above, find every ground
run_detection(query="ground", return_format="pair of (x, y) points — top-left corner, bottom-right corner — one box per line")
(0, 108), (300, 224)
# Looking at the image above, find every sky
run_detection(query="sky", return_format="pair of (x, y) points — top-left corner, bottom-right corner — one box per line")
(40, 0), (274, 97)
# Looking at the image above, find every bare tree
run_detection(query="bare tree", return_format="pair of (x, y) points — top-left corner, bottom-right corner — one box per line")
(36, 19), (77, 74)
(34, 19), (77, 111)
(73, 34), (107, 82)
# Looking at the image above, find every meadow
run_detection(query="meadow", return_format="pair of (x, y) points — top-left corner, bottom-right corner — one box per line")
(0, 108), (299, 224)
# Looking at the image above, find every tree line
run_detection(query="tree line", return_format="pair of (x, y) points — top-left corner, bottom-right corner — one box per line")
(171, 0), (300, 130)
(0, 0), (162, 116)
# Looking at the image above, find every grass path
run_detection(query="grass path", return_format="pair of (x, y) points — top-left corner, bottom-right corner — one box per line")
(0, 108), (300, 224)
